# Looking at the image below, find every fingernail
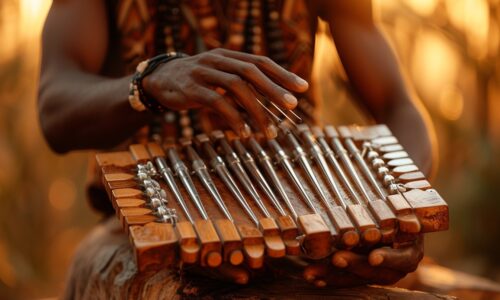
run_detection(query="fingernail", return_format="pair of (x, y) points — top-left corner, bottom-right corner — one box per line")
(239, 124), (252, 138)
(295, 76), (309, 88)
(265, 124), (278, 139)
(332, 256), (348, 268)
(283, 93), (298, 106)
(369, 253), (384, 266)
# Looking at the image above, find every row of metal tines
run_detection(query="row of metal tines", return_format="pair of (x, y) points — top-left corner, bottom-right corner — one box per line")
(128, 123), (420, 259)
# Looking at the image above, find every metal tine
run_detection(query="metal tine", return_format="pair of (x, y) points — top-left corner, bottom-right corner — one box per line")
(268, 101), (302, 127)
(255, 98), (283, 124)
(311, 126), (364, 207)
(195, 134), (260, 226)
(296, 124), (349, 209)
(164, 142), (210, 220)
(211, 131), (272, 218)
(248, 137), (299, 220)
(255, 97), (302, 128)
(344, 138), (386, 199)
(325, 126), (373, 204)
(230, 133), (288, 217)
(267, 138), (319, 215)
(179, 138), (234, 222)
(154, 155), (196, 224)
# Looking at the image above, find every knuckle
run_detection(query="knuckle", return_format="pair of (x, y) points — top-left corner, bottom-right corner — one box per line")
(198, 53), (217, 64)
(239, 62), (257, 74)
(227, 75), (243, 89)
(255, 55), (271, 66)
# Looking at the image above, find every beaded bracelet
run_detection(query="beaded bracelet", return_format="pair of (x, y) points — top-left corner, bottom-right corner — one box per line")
(129, 52), (188, 113)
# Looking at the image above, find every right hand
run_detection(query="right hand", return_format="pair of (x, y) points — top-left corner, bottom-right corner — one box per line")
(142, 48), (309, 139)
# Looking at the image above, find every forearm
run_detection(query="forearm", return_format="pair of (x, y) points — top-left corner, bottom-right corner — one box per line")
(323, 5), (435, 175)
(38, 69), (151, 153)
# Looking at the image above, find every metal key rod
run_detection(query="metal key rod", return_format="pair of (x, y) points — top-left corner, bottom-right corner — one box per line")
(180, 139), (234, 221)
(268, 139), (319, 214)
(311, 126), (363, 206)
(233, 138), (287, 217)
(195, 134), (260, 226)
(211, 131), (271, 218)
(325, 126), (373, 204)
(297, 126), (349, 209)
(344, 139), (386, 199)
(167, 147), (210, 220)
(155, 156), (195, 224)
(248, 138), (299, 220)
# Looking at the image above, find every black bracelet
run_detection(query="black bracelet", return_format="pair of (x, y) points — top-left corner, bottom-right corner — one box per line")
(129, 52), (188, 113)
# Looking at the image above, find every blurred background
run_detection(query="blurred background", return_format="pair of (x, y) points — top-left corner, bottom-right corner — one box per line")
(0, 0), (499, 298)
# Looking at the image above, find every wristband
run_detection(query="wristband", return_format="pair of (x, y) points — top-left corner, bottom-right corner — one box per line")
(129, 52), (188, 113)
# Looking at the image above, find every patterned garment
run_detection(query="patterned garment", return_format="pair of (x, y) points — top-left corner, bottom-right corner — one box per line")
(115, 0), (318, 129)
(88, 0), (319, 214)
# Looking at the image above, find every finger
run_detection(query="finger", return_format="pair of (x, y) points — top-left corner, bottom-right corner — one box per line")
(213, 48), (309, 93)
(305, 263), (367, 288)
(332, 250), (405, 285)
(190, 85), (252, 138)
(368, 236), (424, 272)
(201, 54), (298, 109)
(196, 67), (277, 138)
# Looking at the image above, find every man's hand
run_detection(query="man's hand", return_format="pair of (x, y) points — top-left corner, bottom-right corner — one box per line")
(302, 235), (424, 287)
(142, 48), (309, 139)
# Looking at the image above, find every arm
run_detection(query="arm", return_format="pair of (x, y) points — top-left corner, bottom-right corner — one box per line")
(314, 0), (437, 175)
(38, 0), (150, 153)
(39, 0), (308, 154)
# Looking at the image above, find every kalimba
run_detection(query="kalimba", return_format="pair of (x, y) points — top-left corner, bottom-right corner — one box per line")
(96, 124), (448, 273)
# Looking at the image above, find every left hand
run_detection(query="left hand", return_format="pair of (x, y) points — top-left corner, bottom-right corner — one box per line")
(302, 235), (424, 287)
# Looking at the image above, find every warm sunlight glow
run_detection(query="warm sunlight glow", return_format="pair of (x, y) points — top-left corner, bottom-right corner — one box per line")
(439, 86), (464, 121)
(405, 0), (438, 16)
(411, 30), (460, 105)
(446, 0), (489, 59)
(20, 0), (51, 39)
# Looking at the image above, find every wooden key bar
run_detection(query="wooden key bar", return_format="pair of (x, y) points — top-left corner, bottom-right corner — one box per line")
(237, 225), (265, 269)
(386, 193), (421, 233)
(382, 151), (409, 160)
(176, 221), (200, 264)
(259, 217), (286, 258)
(194, 219), (223, 268)
(346, 204), (381, 245)
(276, 215), (300, 255)
(403, 189), (449, 232)
(129, 222), (178, 272)
(104, 173), (136, 189)
(398, 171), (426, 183)
(214, 219), (244, 266)
(298, 214), (332, 259)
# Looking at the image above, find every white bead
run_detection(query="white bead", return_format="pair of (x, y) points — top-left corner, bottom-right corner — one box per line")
(372, 158), (385, 168)
(145, 187), (156, 197)
(388, 183), (399, 194)
(383, 174), (395, 186)
(367, 150), (379, 160)
(377, 167), (389, 178)
(151, 198), (162, 208)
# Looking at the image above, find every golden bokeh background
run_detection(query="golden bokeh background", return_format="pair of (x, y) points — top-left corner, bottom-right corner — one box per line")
(0, 0), (499, 298)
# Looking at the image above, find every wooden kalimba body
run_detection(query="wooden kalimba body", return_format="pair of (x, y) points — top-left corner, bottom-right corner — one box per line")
(96, 124), (448, 273)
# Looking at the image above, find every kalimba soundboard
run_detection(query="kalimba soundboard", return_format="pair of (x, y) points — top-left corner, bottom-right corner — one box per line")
(96, 124), (448, 273)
